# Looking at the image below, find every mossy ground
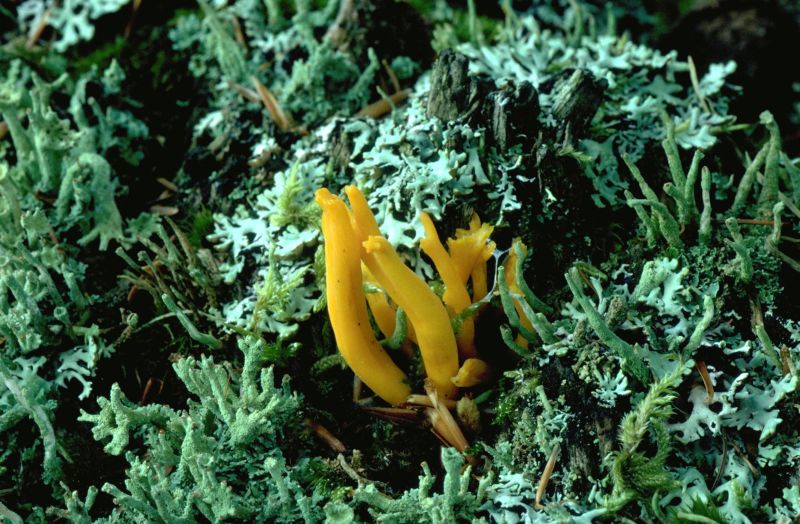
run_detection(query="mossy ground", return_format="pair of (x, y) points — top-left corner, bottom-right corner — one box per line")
(2, 1), (800, 522)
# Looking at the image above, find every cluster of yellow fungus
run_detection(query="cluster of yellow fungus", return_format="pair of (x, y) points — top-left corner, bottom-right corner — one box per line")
(316, 186), (496, 405)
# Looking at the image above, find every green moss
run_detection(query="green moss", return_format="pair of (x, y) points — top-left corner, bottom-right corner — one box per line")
(186, 206), (215, 249)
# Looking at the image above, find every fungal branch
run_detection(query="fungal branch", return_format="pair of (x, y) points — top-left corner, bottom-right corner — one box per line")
(316, 188), (411, 405)
(420, 212), (478, 360)
(316, 186), (496, 407)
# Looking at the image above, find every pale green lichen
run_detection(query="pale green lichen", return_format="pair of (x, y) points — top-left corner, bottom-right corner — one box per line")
(2, 2), (800, 523)
(78, 336), (311, 522)
(355, 447), (494, 523)
(459, 10), (737, 206)
(17, 0), (130, 52)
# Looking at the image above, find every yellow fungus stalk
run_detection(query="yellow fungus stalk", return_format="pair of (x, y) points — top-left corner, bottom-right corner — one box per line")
(451, 358), (493, 387)
(419, 212), (477, 359)
(344, 185), (382, 243)
(316, 189), (411, 405)
(345, 185), (420, 344)
(344, 185), (407, 307)
(363, 235), (459, 399)
(447, 214), (495, 302)
(505, 238), (535, 348)
(362, 264), (396, 339)
(447, 214), (495, 284)
(470, 241), (495, 302)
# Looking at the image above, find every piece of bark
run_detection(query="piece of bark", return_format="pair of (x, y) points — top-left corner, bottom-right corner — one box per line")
(427, 50), (488, 122)
(483, 80), (539, 151)
(326, 119), (354, 175)
(549, 68), (604, 137)
(427, 50), (539, 150)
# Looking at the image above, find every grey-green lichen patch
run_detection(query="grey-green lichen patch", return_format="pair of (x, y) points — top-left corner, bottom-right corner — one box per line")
(2, 1), (800, 523)
(0, 57), (151, 499)
(459, 10), (737, 207)
(16, 0), (131, 52)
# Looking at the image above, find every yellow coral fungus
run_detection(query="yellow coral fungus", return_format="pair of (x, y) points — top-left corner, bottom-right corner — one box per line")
(344, 185), (409, 316)
(315, 189), (411, 405)
(361, 264), (396, 339)
(344, 185), (382, 244)
(447, 214), (495, 283)
(363, 235), (459, 399)
(470, 241), (495, 303)
(346, 185), (421, 344)
(319, 185), (496, 403)
(362, 267), (417, 358)
(447, 214), (496, 302)
(419, 212), (477, 359)
(451, 358), (492, 387)
(504, 238), (535, 349)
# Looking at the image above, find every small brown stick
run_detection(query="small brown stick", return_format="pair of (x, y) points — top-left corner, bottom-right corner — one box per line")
(140, 377), (164, 404)
(150, 205), (179, 216)
(696, 360), (715, 404)
(165, 217), (197, 266)
(26, 8), (51, 48)
(34, 191), (56, 205)
(711, 432), (727, 490)
(305, 418), (346, 453)
(229, 81), (261, 103)
(325, 0), (355, 47)
(728, 439), (759, 477)
(337, 453), (370, 485)
(715, 218), (777, 226)
(154, 190), (173, 202)
(535, 443), (560, 509)
(429, 427), (452, 448)
(361, 406), (420, 423)
(780, 344), (796, 376)
(355, 89), (410, 119)
(231, 16), (247, 49)
(426, 407), (471, 455)
(751, 299), (764, 326)
(251, 76), (294, 132)
(0, 121), (8, 141)
(404, 394), (457, 410)
(352, 375), (363, 403)
(157, 177), (178, 192)
(248, 145), (279, 168)
(126, 283), (140, 303)
(382, 59), (401, 93)
(124, 0), (144, 38)
(574, 264), (595, 288)
(424, 381), (473, 462)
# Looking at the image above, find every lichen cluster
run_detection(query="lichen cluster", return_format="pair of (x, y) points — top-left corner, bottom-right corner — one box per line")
(1, 1), (800, 523)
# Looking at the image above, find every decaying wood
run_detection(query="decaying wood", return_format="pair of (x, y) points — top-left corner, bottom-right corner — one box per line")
(550, 68), (605, 139)
(427, 50), (487, 123)
(484, 80), (539, 151)
(429, 50), (613, 152)
(426, 51), (603, 152)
